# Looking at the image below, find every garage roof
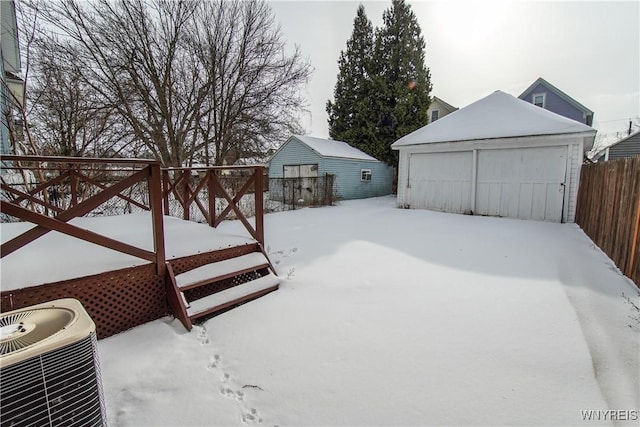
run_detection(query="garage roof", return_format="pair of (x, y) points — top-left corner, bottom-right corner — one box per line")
(292, 135), (379, 161)
(392, 90), (596, 148)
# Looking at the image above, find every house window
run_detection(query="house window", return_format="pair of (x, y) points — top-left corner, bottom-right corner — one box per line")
(361, 169), (372, 182)
(532, 93), (546, 108)
(430, 109), (439, 122)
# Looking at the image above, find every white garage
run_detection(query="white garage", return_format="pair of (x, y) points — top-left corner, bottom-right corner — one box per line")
(392, 91), (596, 222)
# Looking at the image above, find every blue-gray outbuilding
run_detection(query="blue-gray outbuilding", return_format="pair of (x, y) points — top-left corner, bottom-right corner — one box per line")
(268, 135), (393, 201)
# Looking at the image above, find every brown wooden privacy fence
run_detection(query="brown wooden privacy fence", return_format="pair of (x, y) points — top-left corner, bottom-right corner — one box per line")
(575, 156), (640, 286)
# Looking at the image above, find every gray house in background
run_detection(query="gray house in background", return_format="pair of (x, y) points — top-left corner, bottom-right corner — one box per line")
(268, 135), (393, 202)
(595, 130), (640, 161)
(519, 77), (594, 126)
(427, 96), (458, 124)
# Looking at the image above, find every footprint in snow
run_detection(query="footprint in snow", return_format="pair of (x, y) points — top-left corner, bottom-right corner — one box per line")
(241, 408), (262, 425)
(284, 248), (298, 257)
(220, 387), (235, 399)
(220, 387), (244, 401)
(206, 349), (266, 424)
(197, 326), (209, 345)
(207, 354), (221, 370)
(270, 247), (298, 259)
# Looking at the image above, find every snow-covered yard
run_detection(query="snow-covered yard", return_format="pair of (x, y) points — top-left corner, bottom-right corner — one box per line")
(96, 196), (639, 426)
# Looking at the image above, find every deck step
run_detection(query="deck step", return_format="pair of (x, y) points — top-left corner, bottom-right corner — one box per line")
(166, 248), (279, 331)
(175, 252), (270, 290)
(186, 273), (280, 318)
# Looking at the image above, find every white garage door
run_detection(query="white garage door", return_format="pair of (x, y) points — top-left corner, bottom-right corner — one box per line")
(408, 152), (473, 213)
(476, 146), (567, 222)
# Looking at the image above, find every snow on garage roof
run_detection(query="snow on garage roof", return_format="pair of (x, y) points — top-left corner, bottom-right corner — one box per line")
(392, 90), (596, 148)
(292, 135), (379, 161)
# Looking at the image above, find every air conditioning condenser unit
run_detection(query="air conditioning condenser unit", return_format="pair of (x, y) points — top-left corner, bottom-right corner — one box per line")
(0, 298), (106, 426)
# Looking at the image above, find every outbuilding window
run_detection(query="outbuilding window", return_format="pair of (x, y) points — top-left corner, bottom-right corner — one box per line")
(361, 169), (372, 182)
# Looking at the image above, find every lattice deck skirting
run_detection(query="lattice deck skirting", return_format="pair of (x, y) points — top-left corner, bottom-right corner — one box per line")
(0, 244), (260, 339)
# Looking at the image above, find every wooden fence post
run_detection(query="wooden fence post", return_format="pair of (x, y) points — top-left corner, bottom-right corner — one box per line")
(148, 163), (166, 276)
(162, 169), (170, 215)
(182, 170), (190, 221)
(628, 193), (640, 280)
(69, 168), (78, 207)
(208, 170), (216, 227)
(255, 167), (265, 247)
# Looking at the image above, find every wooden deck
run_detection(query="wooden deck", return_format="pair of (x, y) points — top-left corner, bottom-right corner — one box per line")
(0, 156), (279, 338)
(1, 213), (256, 292)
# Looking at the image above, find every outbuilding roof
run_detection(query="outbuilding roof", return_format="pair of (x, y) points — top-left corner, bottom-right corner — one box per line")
(392, 90), (596, 148)
(289, 135), (379, 161)
(593, 129), (640, 160)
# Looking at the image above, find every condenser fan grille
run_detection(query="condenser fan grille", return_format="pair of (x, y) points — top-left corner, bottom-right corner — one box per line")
(0, 333), (105, 426)
(0, 308), (75, 355)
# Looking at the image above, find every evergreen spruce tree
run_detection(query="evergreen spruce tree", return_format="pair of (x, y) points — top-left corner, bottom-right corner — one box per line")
(326, 5), (377, 156)
(372, 0), (432, 167)
(327, 0), (432, 168)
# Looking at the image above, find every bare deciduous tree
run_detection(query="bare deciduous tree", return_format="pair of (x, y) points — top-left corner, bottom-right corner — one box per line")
(34, 0), (311, 166)
(190, 0), (310, 165)
(29, 39), (135, 158)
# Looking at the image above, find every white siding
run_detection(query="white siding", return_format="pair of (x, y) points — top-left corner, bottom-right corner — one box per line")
(395, 134), (587, 223)
(397, 151), (410, 206)
(566, 142), (582, 222)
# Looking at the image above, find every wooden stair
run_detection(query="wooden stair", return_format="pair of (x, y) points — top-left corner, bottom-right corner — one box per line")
(166, 247), (280, 330)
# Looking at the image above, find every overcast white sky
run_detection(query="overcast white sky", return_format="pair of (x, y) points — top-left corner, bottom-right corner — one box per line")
(268, 0), (640, 144)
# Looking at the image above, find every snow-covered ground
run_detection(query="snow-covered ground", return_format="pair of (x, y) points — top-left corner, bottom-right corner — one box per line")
(69, 197), (640, 425)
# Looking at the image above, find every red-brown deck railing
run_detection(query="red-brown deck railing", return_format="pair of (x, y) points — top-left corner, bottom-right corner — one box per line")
(162, 166), (265, 247)
(1, 155), (167, 276)
(1, 156), (267, 279)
